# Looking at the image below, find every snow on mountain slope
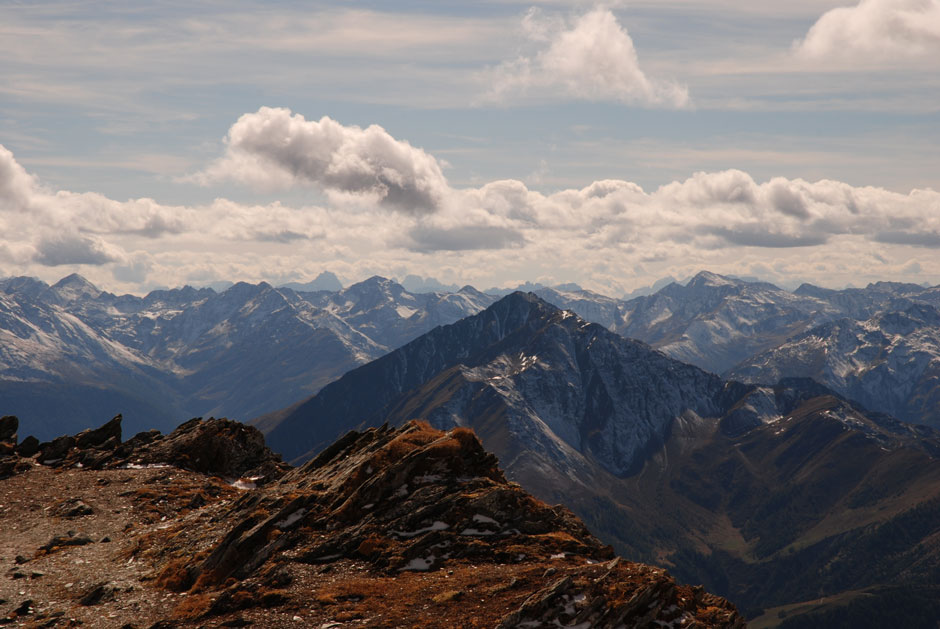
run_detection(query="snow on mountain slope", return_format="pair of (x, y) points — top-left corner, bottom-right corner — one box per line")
(0, 274), (493, 438)
(263, 292), (776, 476)
(729, 303), (940, 427)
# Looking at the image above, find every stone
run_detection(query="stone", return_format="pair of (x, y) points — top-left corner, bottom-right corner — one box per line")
(37, 435), (75, 464)
(53, 498), (95, 518)
(0, 416), (17, 442)
(15, 436), (39, 458)
(74, 415), (122, 450)
(79, 582), (115, 606)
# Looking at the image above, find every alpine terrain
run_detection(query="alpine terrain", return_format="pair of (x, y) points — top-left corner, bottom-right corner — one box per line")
(0, 414), (743, 627)
(259, 292), (940, 627)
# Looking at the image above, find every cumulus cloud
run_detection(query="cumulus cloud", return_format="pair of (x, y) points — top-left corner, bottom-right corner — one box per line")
(794, 0), (940, 65)
(189, 107), (450, 214)
(485, 8), (690, 108)
(0, 144), (38, 211)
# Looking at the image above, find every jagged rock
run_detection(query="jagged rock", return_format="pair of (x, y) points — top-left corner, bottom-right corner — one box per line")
(36, 435), (75, 464)
(180, 421), (741, 627)
(0, 457), (30, 481)
(74, 414), (122, 449)
(118, 417), (287, 481)
(15, 436), (39, 458)
(0, 416), (16, 443)
(0, 418), (742, 627)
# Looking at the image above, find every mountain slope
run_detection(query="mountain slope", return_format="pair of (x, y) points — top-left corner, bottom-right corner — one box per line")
(262, 292), (735, 475)
(729, 302), (940, 428)
(0, 416), (743, 628)
(0, 274), (492, 439)
(259, 293), (940, 626)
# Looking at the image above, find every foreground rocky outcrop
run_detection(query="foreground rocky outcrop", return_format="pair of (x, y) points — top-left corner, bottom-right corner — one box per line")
(0, 414), (288, 483)
(0, 417), (743, 627)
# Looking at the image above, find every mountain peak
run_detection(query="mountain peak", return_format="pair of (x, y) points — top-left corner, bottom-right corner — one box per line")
(345, 275), (402, 294)
(279, 271), (343, 292)
(687, 270), (737, 289)
(48, 273), (101, 301)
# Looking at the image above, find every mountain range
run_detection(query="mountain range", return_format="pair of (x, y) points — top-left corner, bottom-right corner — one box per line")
(3, 270), (938, 441)
(0, 273), (493, 438)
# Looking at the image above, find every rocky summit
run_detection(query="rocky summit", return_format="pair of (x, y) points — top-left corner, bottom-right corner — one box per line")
(0, 416), (743, 628)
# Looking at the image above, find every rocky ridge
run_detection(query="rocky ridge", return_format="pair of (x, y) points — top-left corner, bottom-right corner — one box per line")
(0, 416), (743, 628)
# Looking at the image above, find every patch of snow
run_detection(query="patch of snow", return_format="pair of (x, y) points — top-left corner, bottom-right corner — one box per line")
(472, 513), (499, 525)
(276, 508), (307, 529)
(398, 554), (435, 571)
(460, 528), (495, 536)
(396, 305), (417, 318)
(390, 520), (449, 538)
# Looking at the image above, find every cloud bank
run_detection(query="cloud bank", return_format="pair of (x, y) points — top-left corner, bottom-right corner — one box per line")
(3, 107), (940, 294)
(485, 8), (690, 108)
(794, 0), (940, 65)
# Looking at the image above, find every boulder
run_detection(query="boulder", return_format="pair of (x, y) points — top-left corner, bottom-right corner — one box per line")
(0, 415), (17, 442)
(16, 436), (40, 458)
(37, 435), (75, 465)
(74, 414), (122, 449)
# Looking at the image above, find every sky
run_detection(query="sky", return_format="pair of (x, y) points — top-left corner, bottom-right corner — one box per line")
(1, 0), (939, 296)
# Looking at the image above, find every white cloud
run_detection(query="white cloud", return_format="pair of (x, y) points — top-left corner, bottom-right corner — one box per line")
(484, 8), (690, 108)
(794, 0), (940, 65)
(0, 144), (38, 211)
(188, 107), (450, 214)
(4, 128), (940, 296)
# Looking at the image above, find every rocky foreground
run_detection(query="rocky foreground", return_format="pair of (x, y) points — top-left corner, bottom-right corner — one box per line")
(0, 415), (743, 627)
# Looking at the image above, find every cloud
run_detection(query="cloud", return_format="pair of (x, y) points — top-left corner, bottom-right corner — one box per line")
(485, 8), (690, 108)
(4, 128), (940, 296)
(794, 0), (940, 65)
(874, 230), (940, 248)
(113, 253), (153, 283)
(189, 107), (450, 214)
(0, 144), (38, 211)
(33, 233), (123, 266)
(407, 224), (525, 252)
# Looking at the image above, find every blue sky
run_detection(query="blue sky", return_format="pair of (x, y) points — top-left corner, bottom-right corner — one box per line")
(1, 0), (939, 295)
